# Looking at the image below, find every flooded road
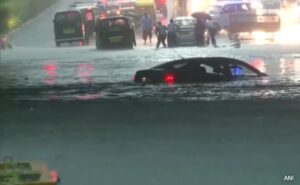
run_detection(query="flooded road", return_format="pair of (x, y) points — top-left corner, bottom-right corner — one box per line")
(1, 0), (300, 185)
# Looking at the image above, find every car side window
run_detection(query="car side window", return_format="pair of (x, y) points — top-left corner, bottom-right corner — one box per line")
(230, 64), (258, 76)
(236, 3), (251, 12)
(205, 6), (222, 15)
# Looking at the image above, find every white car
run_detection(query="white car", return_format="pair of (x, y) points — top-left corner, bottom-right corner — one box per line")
(205, 0), (280, 38)
(205, 1), (256, 30)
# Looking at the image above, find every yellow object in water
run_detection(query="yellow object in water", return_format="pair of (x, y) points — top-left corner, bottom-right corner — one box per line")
(0, 159), (60, 185)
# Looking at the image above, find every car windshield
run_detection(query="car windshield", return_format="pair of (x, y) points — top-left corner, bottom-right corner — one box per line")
(100, 18), (128, 29)
(0, 0), (299, 185)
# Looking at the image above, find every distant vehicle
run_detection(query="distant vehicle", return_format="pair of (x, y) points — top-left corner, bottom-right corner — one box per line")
(0, 158), (60, 185)
(119, 0), (136, 18)
(154, 0), (167, 18)
(73, 3), (100, 18)
(134, 57), (267, 83)
(73, 6), (96, 37)
(104, 4), (122, 17)
(173, 16), (209, 46)
(95, 3), (107, 19)
(53, 10), (89, 47)
(95, 16), (136, 49)
(205, 1), (280, 39)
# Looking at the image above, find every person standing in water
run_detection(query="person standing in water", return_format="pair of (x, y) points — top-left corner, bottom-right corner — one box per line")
(167, 19), (177, 47)
(141, 13), (153, 45)
(155, 21), (167, 49)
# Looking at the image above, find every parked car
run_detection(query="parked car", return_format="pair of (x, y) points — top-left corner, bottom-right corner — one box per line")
(134, 57), (267, 84)
(95, 16), (136, 49)
(53, 10), (89, 47)
(173, 16), (209, 46)
(205, 1), (280, 39)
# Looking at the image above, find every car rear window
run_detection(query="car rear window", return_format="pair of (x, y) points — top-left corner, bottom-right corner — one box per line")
(100, 18), (129, 29)
(105, 5), (120, 10)
(174, 19), (196, 27)
(55, 12), (81, 23)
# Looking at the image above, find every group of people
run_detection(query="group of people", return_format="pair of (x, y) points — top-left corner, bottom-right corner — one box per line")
(141, 13), (220, 49)
(195, 18), (219, 47)
(141, 13), (177, 49)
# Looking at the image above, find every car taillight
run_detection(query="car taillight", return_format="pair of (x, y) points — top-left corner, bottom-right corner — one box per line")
(50, 170), (59, 182)
(164, 73), (175, 84)
(99, 12), (106, 18)
(116, 9), (121, 15)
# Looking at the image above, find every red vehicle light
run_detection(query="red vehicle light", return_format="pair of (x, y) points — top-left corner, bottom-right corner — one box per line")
(164, 73), (175, 84)
(116, 9), (121, 15)
(85, 10), (94, 21)
(99, 12), (106, 19)
(50, 170), (59, 182)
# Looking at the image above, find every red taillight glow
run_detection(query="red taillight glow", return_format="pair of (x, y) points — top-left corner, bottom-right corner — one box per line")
(86, 11), (94, 21)
(99, 12), (106, 19)
(43, 64), (57, 77)
(164, 74), (175, 84)
(50, 170), (59, 182)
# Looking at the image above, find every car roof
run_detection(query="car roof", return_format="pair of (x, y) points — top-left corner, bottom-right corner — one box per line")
(152, 57), (263, 74)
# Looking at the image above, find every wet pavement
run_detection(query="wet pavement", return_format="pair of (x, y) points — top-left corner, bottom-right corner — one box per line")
(0, 0), (300, 184)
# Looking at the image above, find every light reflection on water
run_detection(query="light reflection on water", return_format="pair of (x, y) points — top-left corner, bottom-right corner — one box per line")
(2, 56), (300, 101)
(43, 62), (58, 86)
(280, 58), (300, 82)
(77, 64), (95, 84)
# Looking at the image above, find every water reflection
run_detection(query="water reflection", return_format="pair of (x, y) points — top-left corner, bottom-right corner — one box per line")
(76, 93), (101, 100)
(250, 58), (266, 73)
(43, 62), (58, 86)
(77, 64), (95, 84)
(280, 57), (300, 82)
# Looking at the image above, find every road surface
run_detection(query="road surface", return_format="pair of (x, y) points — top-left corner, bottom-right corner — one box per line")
(0, 0), (300, 185)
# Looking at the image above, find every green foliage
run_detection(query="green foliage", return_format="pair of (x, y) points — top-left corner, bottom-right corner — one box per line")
(0, 0), (58, 35)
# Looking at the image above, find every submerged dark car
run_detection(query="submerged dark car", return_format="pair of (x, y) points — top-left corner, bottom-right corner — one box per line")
(53, 10), (89, 47)
(134, 57), (267, 83)
(95, 16), (136, 49)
